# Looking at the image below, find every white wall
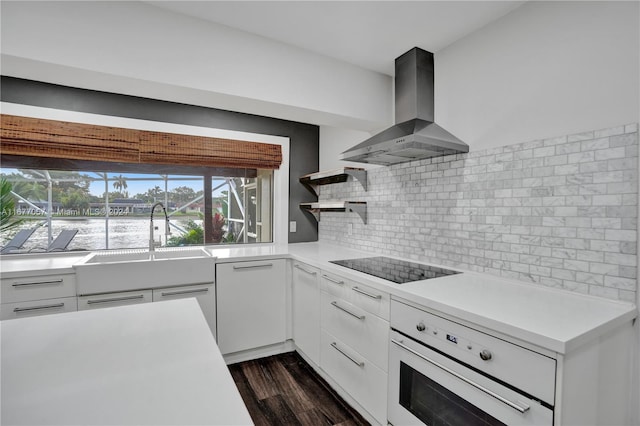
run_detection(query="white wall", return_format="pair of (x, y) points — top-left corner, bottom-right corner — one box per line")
(318, 1), (639, 169)
(0, 1), (392, 132)
(435, 1), (639, 151)
(319, 126), (383, 171)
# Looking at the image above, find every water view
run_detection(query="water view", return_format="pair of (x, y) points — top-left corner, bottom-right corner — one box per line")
(1, 167), (273, 253)
(2, 217), (203, 252)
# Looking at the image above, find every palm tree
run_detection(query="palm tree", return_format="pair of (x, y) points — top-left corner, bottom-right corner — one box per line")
(6, 171), (48, 202)
(0, 177), (23, 231)
(148, 185), (163, 203)
(12, 180), (48, 202)
(112, 175), (128, 197)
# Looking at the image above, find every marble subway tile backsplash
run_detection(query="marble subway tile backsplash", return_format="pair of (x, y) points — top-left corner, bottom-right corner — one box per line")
(319, 124), (638, 302)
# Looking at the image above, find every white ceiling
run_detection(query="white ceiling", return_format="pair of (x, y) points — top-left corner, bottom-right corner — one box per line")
(146, 1), (527, 76)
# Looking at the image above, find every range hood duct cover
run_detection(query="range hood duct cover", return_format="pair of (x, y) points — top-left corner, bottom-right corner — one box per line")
(341, 47), (468, 165)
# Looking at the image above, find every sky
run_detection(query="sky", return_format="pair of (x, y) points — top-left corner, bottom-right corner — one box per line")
(0, 169), (230, 198)
(85, 172), (205, 197)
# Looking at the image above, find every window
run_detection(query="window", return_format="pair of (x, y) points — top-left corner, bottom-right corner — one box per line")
(0, 107), (290, 255)
(0, 166), (274, 253)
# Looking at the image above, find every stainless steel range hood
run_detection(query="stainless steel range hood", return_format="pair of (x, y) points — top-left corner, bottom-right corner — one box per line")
(341, 47), (468, 165)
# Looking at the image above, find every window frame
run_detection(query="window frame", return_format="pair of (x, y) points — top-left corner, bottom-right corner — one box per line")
(0, 102), (290, 248)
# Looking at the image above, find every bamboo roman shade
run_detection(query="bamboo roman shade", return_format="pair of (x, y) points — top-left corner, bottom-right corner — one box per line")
(0, 114), (282, 169)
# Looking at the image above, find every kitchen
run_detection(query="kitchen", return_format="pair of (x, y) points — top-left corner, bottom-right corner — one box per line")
(1, 1), (638, 425)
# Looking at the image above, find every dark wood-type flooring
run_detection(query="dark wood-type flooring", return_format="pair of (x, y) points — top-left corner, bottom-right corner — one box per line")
(229, 351), (370, 426)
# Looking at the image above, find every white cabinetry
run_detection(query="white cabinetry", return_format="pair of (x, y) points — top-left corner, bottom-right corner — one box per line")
(2, 273), (76, 303)
(319, 271), (389, 425)
(292, 261), (321, 365)
(152, 283), (215, 337)
(78, 290), (153, 310)
(78, 286), (215, 336)
(320, 331), (388, 424)
(321, 270), (390, 320)
(1, 297), (77, 320)
(1, 273), (77, 320)
(216, 259), (287, 355)
(320, 291), (389, 370)
(555, 324), (634, 425)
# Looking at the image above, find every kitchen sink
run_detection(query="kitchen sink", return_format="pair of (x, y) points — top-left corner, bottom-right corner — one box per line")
(74, 248), (215, 294)
(81, 247), (211, 263)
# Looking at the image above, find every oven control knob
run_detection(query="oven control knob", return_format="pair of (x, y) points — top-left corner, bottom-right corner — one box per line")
(416, 322), (426, 332)
(479, 349), (493, 361)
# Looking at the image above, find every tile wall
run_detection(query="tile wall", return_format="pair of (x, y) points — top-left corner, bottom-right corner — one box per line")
(318, 124), (639, 302)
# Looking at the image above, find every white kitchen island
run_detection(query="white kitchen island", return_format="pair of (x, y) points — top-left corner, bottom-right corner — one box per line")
(1, 298), (253, 425)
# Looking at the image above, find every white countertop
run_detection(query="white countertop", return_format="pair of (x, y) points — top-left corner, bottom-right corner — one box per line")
(0, 252), (86, 278)
(393, 272), (637, 354)
(1, 298), (253, 425)
(210, 242), (637, 354)
(287, 243), (637, 354)
(1, 242), (637, 355)
(209, 243), (291, 262)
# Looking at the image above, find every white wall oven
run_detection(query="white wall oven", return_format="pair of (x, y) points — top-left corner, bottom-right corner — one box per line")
(388, 299), (556, 426)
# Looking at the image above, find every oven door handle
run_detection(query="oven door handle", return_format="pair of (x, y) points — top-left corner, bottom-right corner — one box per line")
(391, 338), (531, 414)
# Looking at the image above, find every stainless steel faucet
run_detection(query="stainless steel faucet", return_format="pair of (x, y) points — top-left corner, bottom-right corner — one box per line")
(149, 202), (170, 252)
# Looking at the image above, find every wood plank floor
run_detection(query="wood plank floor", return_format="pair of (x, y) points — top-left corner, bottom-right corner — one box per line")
(228, 351), (370, 426)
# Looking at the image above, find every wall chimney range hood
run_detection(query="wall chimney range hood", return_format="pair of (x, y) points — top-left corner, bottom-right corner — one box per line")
(341, 47), (468, 165)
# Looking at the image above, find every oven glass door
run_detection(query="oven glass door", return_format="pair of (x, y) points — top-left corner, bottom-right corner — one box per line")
(399, 361), (506, 426)
(388, 330), (553, 426)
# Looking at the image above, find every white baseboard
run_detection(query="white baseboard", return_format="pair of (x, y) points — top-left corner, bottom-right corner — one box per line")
(223, 340), (295, 365)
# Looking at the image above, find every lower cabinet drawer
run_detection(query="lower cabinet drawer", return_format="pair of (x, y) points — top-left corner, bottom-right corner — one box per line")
(348, 282), (390, 320)
(321, 291), (389, 371)
(78, 290), (152, 310)
(1, 296), (77, 320)
(320, 271), (349, 299)
(320, 271), (390, 320)
(1, 273), (76, 304)
(320, 330), (387, 425)
(152, 284), (215, 337)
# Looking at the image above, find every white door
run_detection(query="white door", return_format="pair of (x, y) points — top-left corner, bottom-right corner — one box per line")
(292, 262), (321, 365)
(153, 283), (215, 337)
(216, 259), (287, 354)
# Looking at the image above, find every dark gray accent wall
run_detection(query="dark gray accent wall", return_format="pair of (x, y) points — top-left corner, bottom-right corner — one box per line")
(0, 76), (319, 243)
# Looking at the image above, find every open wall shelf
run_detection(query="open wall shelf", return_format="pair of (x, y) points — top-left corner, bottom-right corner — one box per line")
(300, 201), (367, 224)
(300, 167), (367, 196)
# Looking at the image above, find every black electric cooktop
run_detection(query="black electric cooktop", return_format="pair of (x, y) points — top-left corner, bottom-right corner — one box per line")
(329, 256), (460, 284)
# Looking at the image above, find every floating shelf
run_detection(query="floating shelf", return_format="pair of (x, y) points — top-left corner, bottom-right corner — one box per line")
(300, 201), (367, 224)
(300, 167), (367, 196)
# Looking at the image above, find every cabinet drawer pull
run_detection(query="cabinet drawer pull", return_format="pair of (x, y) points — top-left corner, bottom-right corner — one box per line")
(12, 279), (64, 287)
(161, 288), (209, 297)
(86, 294), (145, 305)
(322, 275), (344, 285)
(331, 301), (365, 320)
(233, 263), (273, 270)
(13, 302), (65, 313)
(330, 342), (365, 367)
(294, 264), (317, 275)
(352, 286), (382, 300)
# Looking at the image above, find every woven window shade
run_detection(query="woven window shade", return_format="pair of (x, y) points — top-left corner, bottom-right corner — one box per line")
(138, 131), (282, 169)
(0, 114), (282, 170)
